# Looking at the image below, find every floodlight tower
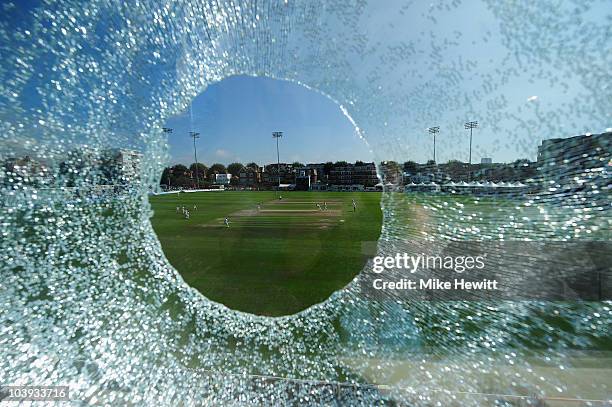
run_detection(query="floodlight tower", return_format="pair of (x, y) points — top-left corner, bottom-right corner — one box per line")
(428, 126), (439, 164)
(464, 121), (478, 165)
(162, 127), (173, 189)
(272, 131), (283, 192)
(464, 121), (478, 181)
(189, 131), (201, 189)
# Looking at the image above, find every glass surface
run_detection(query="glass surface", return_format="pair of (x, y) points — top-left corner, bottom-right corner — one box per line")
(0, 0), (610, 405)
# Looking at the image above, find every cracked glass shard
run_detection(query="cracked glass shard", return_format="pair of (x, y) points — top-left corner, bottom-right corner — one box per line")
(0, 0), (610, 405)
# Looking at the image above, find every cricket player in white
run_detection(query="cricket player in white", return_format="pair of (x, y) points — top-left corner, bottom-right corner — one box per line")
(224, 217), (230, 227)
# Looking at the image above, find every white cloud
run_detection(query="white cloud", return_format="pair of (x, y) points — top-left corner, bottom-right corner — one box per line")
(527, 95), (538, 102)
(215, 149), (230, 158)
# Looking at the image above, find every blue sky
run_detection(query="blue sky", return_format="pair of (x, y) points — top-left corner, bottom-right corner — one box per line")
(164, 76), (373, 167)
(4, 0), (608, 167)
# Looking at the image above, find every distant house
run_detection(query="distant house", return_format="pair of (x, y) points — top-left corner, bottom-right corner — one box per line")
(472, 160), (537, 182)
(330, 184), (365, 192)
(102, 148), (143, 185)
(215, 173), (232, 185)
(239, 166), (262, 186)
(407, 173), (434, 184)
(262, 163), (295, 185)
(310, 183), (328, 191)
(537, 132), (611, 195)
(3, 155), (50, 186)
(328, 162), (378, 187)
(305, 163), (328, 183)
(295, 167), (317, 191)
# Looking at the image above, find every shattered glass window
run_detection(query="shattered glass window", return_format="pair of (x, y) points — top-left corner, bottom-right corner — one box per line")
(0, 0), (610, 405)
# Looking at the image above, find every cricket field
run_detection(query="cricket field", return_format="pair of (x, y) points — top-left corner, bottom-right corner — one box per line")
(149, 191), (383, 316)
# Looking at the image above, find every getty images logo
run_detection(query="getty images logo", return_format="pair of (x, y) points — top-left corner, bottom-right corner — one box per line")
(371, 253), (486, 274)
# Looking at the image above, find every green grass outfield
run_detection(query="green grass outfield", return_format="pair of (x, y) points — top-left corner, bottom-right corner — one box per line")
(149, 191), (382, 316)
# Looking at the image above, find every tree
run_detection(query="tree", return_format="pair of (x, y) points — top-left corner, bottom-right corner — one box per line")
(426, 159), (436, 166)
(334, 161), (349, 167)
(160, 167), (171, 186)
(173, 175), (191, 188)
(291, 161), (304, 168)
(172, 164), (189, 173)
(168, 164), (189, 187)
(246, 162), (259, 170)
(227, 162), (244, 177)
(208, 163), (226, 181)
(209, 163), (226, 173)
(189, 163), (208, 180)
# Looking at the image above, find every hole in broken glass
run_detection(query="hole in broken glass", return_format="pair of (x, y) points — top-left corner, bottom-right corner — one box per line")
(149, 75), (382, 316)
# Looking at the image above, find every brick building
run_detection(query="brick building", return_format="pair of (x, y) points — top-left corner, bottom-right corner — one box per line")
(537, 132), (611, 194)
(328, 162), (378, 187)
(238, 166), (262, 186)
